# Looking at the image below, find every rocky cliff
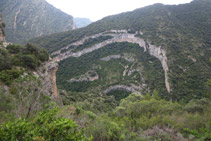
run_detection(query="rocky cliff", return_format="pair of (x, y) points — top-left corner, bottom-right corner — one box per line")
(36, 60), (59, 98)
(33, 59), (63, 105)
(0, 12), (6, 46)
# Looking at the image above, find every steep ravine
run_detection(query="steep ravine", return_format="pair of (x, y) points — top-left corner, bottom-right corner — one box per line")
(52, 30), (171, 93)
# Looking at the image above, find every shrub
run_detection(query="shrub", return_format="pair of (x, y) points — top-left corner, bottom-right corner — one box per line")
(7, 44), (23, 54)
(0, 48), (12, 71)
(0, 68), (24, 85)
(85, 116), (123, 140)
(0, 107), (91, 140)
(19, 54), (39, 69)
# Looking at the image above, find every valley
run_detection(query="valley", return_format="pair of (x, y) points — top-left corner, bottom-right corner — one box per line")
(50, 30), (169, 98)
(0, 0), (211, 140)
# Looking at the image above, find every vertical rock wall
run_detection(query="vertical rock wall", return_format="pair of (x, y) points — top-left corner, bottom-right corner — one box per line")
(0, 12), (6, 44)
(36, 59), (62, 105)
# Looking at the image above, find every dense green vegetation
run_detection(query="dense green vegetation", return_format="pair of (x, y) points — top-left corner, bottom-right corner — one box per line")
(57, 42), (167, 99)
(0, 107), (91, 140)
(80, 94), (211, 140)
(0, 74), (52, 123)
(57, 69), (211, 140)
(0, 44), (50, 123)
(2, 91), (210, 140)
(0, 0), (74, 43)
(0, 44), (49, 85)
(107, 90), (131, 102)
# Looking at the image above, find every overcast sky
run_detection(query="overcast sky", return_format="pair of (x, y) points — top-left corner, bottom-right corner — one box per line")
(46, 0), (192, 21)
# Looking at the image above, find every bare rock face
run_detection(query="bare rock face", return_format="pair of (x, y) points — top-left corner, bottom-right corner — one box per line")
(103, 84), (142, 94)
(36, 59), (62, 104)
(147, 44), (171, 93)
(67, 70), (99, 83)
(0, 12), (6, 46)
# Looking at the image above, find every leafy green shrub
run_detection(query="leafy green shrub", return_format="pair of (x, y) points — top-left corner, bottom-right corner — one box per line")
(0, 89), (15, 124)
(0, 44), (49, 73)
(0, 68), (24, 85)
(184, 98), (209, 113)
(116, 94), (181, 119)
(0, 119), (33, 140)
(0, 48), (12, 71)
(0, 107), (91, 140)
(86, 111), (96, 120)
(184, 127), (211, 140)
(85, 116), (124, 141)
(7, 44), (23, 54)
(19, 54), (39, 69)
(36, 48), (49, 62)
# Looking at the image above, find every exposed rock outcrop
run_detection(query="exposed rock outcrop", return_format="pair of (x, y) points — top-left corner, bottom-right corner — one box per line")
(103, 85), (142, 94)
(147, 44), (171, 92)
(100, 53), (135, 62)
(52, 30), (171, 92)
(101, 55), (121, 61)
(0, 12), (6, 46)
(67, 70), (99, 83)
(36, 59), (60, 100)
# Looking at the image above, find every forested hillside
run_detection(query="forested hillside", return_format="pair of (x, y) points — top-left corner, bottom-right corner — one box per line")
(30, 0), (211, 102)
(0, 0), (74, 43)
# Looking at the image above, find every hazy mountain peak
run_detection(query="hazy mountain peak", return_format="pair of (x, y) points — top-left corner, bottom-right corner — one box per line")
(74, 17), (92, 28)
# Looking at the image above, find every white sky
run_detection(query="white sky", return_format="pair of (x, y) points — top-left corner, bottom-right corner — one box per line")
(46, 0), (193, 21)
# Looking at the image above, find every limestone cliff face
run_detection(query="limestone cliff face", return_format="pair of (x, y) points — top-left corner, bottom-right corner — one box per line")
(35, 59), (61, 103)
(0, 12), (6, 44)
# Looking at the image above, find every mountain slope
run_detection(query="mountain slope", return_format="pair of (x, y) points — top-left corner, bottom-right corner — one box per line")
(29, 0), (211, 101)
(74, 17), (92, 28)
(0, 0), (74, 43)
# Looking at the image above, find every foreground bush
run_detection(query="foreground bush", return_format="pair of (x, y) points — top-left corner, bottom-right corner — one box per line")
(0, 107), (91, 141)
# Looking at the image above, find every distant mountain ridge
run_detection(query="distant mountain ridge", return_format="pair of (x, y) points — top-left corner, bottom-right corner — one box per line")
(0, 0), (74, 43)
(74, 17), (92, 28)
